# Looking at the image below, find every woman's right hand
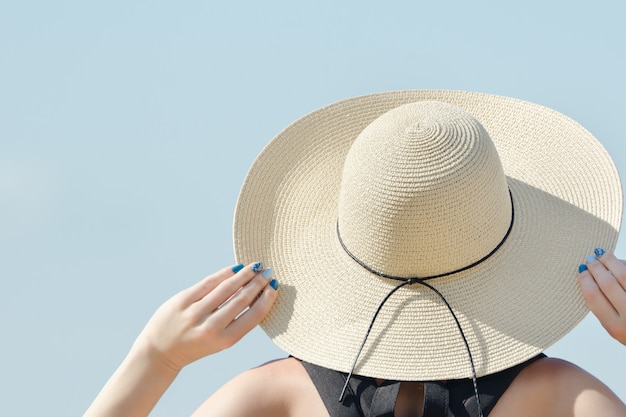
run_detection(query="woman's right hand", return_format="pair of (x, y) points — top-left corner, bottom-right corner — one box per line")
(84, 263), (277, 417)
(135, 262), (279, 372)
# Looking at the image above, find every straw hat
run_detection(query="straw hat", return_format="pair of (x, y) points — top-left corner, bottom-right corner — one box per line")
(233, 90), (622, 381)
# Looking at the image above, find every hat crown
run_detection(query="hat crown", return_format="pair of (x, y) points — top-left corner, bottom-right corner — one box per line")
(337, 101), (512, 277)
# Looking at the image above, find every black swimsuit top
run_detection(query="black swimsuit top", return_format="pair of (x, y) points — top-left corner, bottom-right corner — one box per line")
(300, 354), (545, 417)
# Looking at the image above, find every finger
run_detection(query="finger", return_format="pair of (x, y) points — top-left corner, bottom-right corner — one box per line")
(180, 264), (242, 305)
(587, 256), (626, 315)
(222, 280), (279, 347)
(596, 251), (626, 291)
(578, 271), (620, 326)
(209, 269), (274, 326)
(192, 262), (266, 315)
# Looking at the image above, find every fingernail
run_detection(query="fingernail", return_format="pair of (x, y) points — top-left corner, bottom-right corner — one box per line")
(269, 279), (279, 290)
(262, 267), (274, 280)
(231, 263), (244, 273)
(585, 255), (597, 264)
(594, 248), (606, 258)
(252, 262), (263, 273)
(578, 264), (588, 273)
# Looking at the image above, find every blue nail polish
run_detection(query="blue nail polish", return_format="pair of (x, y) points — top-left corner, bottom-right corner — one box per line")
(269, 279), (279, 290)
(585, 255), (596, 264)
(262, 267), (274, 280)
(594, 248), (606, 258)
(578, 264), (588, 273)
(231, 263), (244, 273)
(252, 262), (263, 273)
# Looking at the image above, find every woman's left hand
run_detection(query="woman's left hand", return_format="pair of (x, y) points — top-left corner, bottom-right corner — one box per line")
(578, 249), (626, 345)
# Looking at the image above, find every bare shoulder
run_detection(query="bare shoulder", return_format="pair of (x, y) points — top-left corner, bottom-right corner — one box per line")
(192, 357), (328, 417)
(491, 357), (626, 417)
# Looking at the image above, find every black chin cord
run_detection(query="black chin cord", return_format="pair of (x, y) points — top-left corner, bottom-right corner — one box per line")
(337, 277), (483, 417)
(335, 190), (515, 417)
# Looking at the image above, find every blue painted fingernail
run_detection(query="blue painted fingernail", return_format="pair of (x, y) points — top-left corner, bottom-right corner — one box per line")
(585, 255), (596, 264)
(269, 279), (279, 290)
(252, 262), (263, 273)
(578, 264), (588, 273)
(231, 263), (244, 273)
(594, 248), (605, 258)
(262, 267), (274, 280)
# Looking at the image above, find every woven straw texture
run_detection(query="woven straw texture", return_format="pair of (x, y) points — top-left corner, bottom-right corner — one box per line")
(233, 90), (622, 381)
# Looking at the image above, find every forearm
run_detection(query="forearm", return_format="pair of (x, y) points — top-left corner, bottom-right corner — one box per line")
(83, 340), (180, 417)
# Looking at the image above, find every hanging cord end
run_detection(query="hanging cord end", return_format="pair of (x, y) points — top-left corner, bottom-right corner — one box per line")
(337, 280), (414, 402)
(338, 373), (351, 402)
(471, 372), (484, 417)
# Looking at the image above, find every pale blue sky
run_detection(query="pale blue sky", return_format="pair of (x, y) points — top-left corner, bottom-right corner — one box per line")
(1, 1), (625, 415)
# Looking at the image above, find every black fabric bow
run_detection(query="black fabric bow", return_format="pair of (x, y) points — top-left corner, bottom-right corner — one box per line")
(301, 354), (545, 417)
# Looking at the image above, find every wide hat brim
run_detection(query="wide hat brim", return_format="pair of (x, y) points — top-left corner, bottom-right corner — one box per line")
(233, 90), (622, 380)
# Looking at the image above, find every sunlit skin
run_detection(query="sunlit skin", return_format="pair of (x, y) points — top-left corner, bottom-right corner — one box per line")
(84, 254), (626, 417)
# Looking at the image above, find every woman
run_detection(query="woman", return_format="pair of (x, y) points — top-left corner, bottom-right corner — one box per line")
(85, 91), (626, 417)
